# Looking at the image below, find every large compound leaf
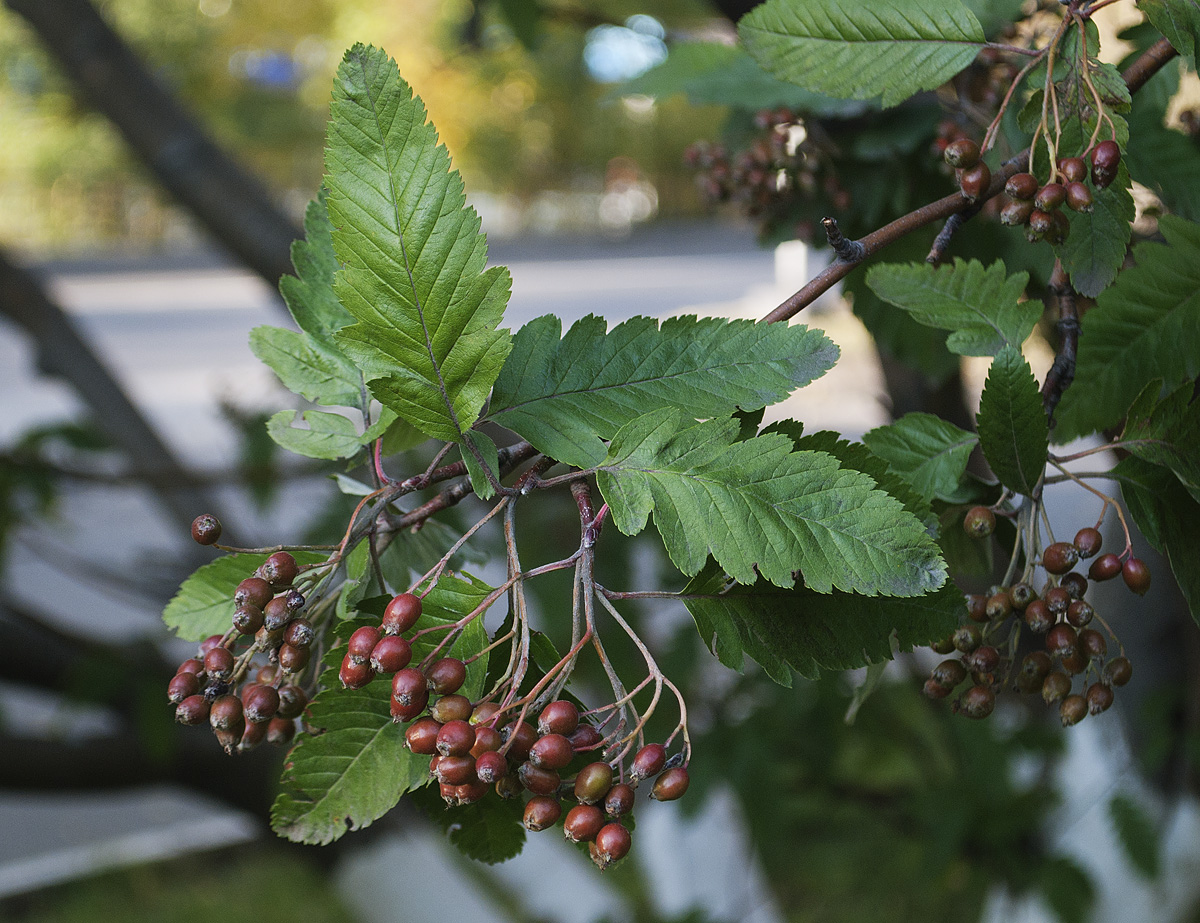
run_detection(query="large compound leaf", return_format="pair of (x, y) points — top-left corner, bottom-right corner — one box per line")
(1055, 216), (1200, 439)
(862, 413), (979, 503)
(1055, 162), (1135, 298)
(597, 411), (946, 595)
(163, 551), (327, 641)
(1122, 379), (1200, 500)
(977, 346), (1047, 495)
(683, 561), (962, 683)
(271, 574), (492, 845)
(326, 44), (511, 443)
(739, 0), (985, 108)
(1126, 62), (1200, 222)
(250, 195), (362, 409)
(865, 259), (1038, 356)
(1112, 455), (1200, 623)
(1139, 0), (1200, 68)
(488, 314), (838, 468)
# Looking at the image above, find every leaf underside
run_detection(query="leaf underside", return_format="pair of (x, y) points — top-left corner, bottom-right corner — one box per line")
(739, 0), (985, 108)
(488, 313), (838, 468)
(326, 43), (511, 443)
(598, 411), (946, 596)
(683, 561), (963, 683)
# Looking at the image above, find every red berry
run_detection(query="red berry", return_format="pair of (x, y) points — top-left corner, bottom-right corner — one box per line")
(454, 779), (490, 805)
(1079, 628), (1107, 661)
(953, 625), (981, 653)
(1009, 582), (1036, 610)
(1089, 553), (1122, 581)
(203, 646), (235, 682)
(176, 694), (210, 725)
(436, 720), (477, 757)
(369, 635), (412, 674)
(569, 723), (603, 751)
(1059, 157), (1088, 183)
(430, 694), (473, 724)
(651, 767), (690, 801)
(1103, 656), (1133, 687)
(966, 645), (1000, 675)
(604, 783), (635, 817)
(232, 604), (264, 635)
(959, 162), (991, 202)
(530, 734), (574, 771)
(1042, 672), (1072, 704)
(1043, 542), (1080, 575)
(176, 658), (205, 676)
(191, 514), (222, 546)
(591, 823), (632, 869)
(1060, 694), (1088, 726)
(277, 642), (309, 674)
(1045, 586), (1071, 615)
(260, 551), (298, 589)
(435, 754), (476, 785)
(1061, 650), (1088, 675)
(1061, 572), (1088, 600)
(242, 684), (280, 723)
(475, 750), (508, 784)
(538, 700), (581, 737)
(1005, 172), (1039, 200)
(523, 795), (562, 832)
(574, 762), (614, 804)
(1090, 140), (1120, 188)
(1122, 557), (1151, 595)
(235, 577), (273, 610)
(944, 138), (981, 169)
(347, 625), (382, 664)
(262, 596), (292, 632)
(985, 591), (1012, 620)
(390, 695), (428, 723)
(564, 805), (606, 843)
(1034, 183), (1066, 211)
(963, 506), (996, 538)
(956, 684), (995, 719)
(276, 684), (307, 719)
(266, 716), (296, 747)
(405, 717), (442, 755)
(1065, 182), (1094, 213)
(382, 593), (422, 634)
(425, 658), (466, 695)
(503, 721), (538, 762)
(932, 659), (967, 689)
(1000, 199), (1035, 227)
(1087, 682), (1115, 715)
(239, 719), (268, 752)
(284, 618), (314, 649)
(1026, 209), (1054, 241)
(209, 694), (244, 732)
(1046, 623), (1079, 658)
(391, 668), (428, 708)
(199, 634), (224, 656)
(1073, 527), (1103, 558)
(923, 679), (951, 700)
(965, 594), (988, 623)
(168, 672), (200, 704)
(518, 761), (561, 795)
(470, 726), (502, 757)
(631, 743), (667, 781)
(340, 652), (372, 686)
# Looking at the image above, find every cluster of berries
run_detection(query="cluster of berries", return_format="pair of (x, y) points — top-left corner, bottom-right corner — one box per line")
(926, 514), (1141, 726)
(170, 524), (313, 752)
(343, 590), (689, 869)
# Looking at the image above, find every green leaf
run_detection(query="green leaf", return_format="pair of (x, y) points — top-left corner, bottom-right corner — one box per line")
(976, 346), (1047, 495)
(621, 41), (874, 117)
(767, 423), (933, 526)
(266, 409), (364, 461)
(1139, 0), (1200, 68)
(1112, 455), (1200, 623)
(249, 326), (363, 409)
(862, 413), (979, 503)
(597, 411), (946, 595)
(1126, 62), (1200, 221)
(271, 573), (492, 845)
(1037, 856), (1095, 923)
(252, 194), (363, 408)
(864, 259), (1038, 356)
(1121, 379), (1200, 499)
(489, 313), (838, 468)
(415, 785), (527, 863)
(1054, 216), (1200, 439)
(461, 429), (499, 500)
(682, 561), (962, 682)
(739, 0), (985, 109)
(1054, 161), (1135, 298)
(163, 552), (326, 641)
(326, 44), (512, 443)
(1109, 794), (1161, 879)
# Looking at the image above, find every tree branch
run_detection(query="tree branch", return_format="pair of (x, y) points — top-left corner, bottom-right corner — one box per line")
(762, 36), (1180, 324)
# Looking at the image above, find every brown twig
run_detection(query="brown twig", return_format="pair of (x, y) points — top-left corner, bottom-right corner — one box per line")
(1041, 260), (1079, 426)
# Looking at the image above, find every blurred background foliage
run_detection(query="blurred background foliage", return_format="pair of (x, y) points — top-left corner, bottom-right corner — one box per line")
(0, 0), (727, 251)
